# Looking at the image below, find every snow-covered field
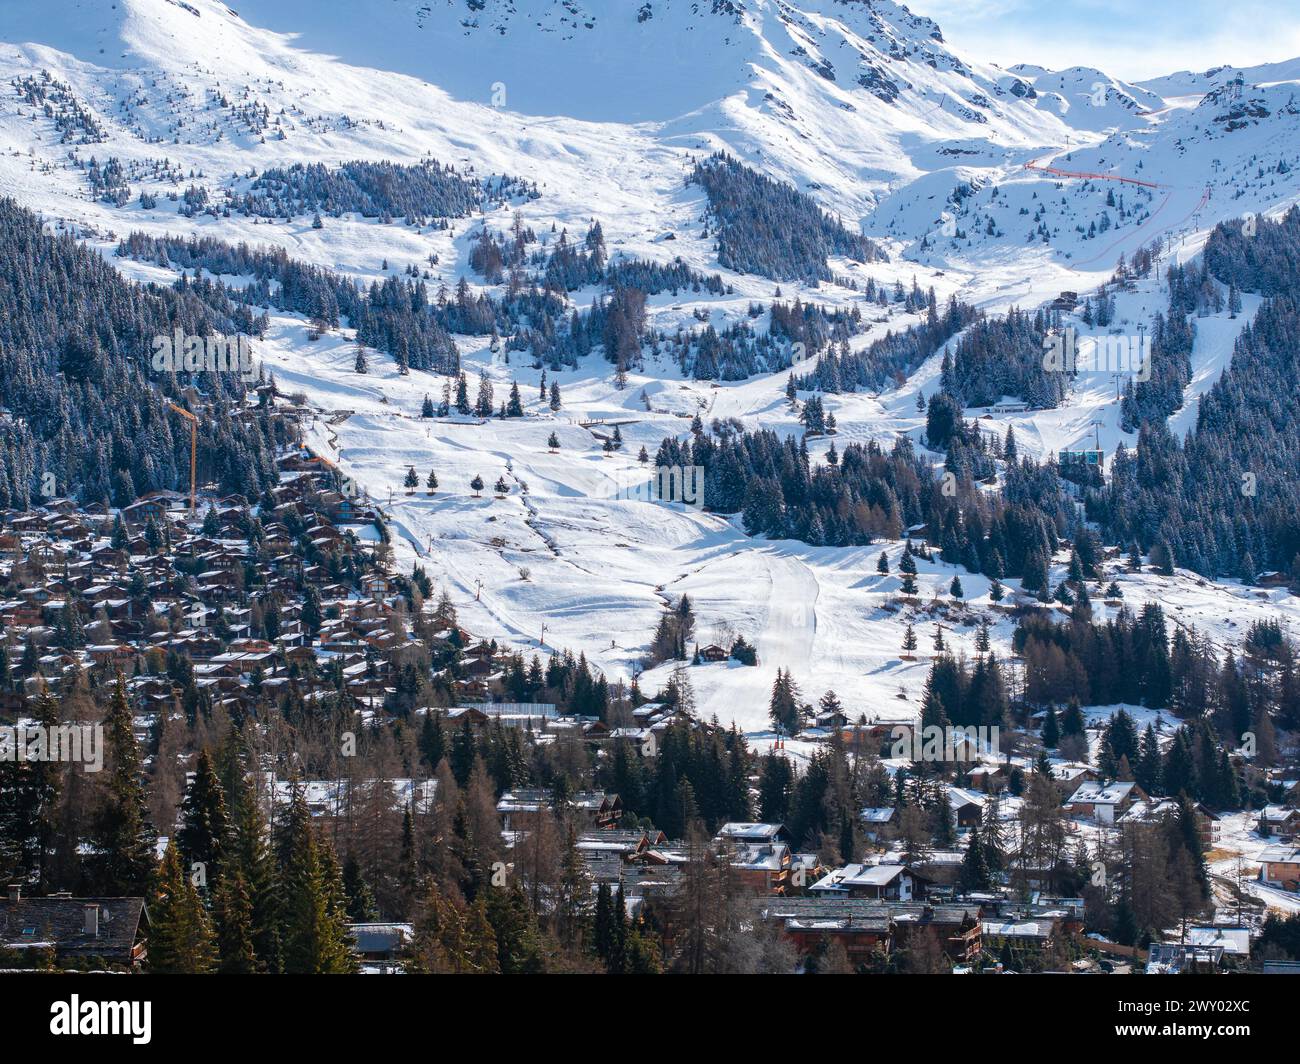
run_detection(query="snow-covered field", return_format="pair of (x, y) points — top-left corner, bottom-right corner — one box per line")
(258, 312), (1300, 738)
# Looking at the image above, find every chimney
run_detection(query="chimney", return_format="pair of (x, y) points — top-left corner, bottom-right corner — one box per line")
(84, 903), (99, 937)
(6, 883), (19, 904)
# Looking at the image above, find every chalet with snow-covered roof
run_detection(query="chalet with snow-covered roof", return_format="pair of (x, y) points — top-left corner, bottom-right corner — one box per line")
(811, 862), (932, 902)
(859, 806), (897, 841)
(1063, 780), (1146, 824)
(730, 841), (821, 895)
(716, 823), (789, 847)
(121, 497), (169, 526)
(948, 787), (984, 828)
(1046, 760), (1098, 794)
(965, 763), (1010, 792)
(362, 573), (392, 600)
(1260, 844), (1300, 891)
(1183, 925), (1251, 963)
(1259, 805), (1300, 839)
(495, 789), (622, 832)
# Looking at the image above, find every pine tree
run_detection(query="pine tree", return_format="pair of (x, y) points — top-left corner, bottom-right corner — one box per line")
(594, 881), (614, 966)
(202, 504), (222, 536)
(213, 871), (258, 974)
(1041, 705), (1060, 748)
(279, 787), (356, 974)
(1150, 540), (1175, 576)
(767, 668), (800, 734)
(226, 742), (280, 972)
(419, 712), (447, 773)
(1060, 698), (1085, 741)
(902, 623), (918, 656)
(404, 466), (419, 494)
(59, 596), (84, 651)
(484, 883), (546, 974)
(342, 854), (379, 921)
(25, 687), (63, 891)
(150, 841), (217, 973)
(931, 787), (956, 847)
(1135, 724), (1164, 795)
(958, 825), (991, 891)
(426, 468), (439, 494)
(757, 753), (794, 822)
(177, 749), (230, 891)
(88, 674), (155, 895)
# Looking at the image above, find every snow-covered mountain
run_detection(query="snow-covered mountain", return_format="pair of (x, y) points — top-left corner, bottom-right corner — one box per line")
(6, 0), (1299, 284)
(3, 0), (1300, 750)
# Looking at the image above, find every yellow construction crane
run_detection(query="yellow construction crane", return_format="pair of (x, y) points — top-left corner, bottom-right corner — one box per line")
(166, 401), (199, 514)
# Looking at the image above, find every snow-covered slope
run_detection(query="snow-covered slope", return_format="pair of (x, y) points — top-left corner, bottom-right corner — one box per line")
(6, 0), (1299, 287)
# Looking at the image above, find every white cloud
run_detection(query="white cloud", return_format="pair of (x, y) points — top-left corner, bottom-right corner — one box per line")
(909, 0), (1300, 80)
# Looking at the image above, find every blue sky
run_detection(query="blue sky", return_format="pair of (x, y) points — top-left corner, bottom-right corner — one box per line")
(907, 0), (1300, 80)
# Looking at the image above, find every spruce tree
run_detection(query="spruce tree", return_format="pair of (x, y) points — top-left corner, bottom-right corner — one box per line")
(279, 787), (356, 974)
(902, 623), (918, 656)
(342, 854), (379, 921)
(213, 871), (258, 974)
(150, 841), (217, 974)
(958, 825), (991, 891)
(177, 749), (230, 892)
(1041, 705), (1060, 748)
(89, 674), (155, 895)
(27, 687), (63, 891)
(230, 770), (280, 972)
